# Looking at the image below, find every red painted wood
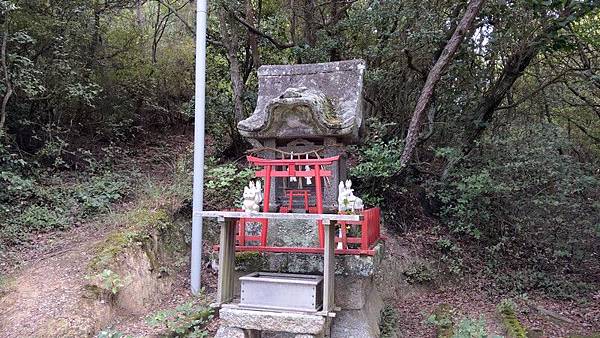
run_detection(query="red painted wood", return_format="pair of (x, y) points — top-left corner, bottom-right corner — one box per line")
(254, 169), (333, 178)
(213, 245), (376, 256)
(315, 165), (324, 248)
(231, 208), (383, 257)
(261, 165), (272, 246)
(247, 155), (340, 166)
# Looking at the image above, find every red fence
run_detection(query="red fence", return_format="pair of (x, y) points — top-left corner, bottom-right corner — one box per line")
(228, 208), (382, 256)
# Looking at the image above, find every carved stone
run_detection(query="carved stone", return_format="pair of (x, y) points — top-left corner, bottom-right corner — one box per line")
(238, 60), (366, 144)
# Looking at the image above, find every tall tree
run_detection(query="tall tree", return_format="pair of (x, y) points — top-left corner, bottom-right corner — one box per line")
(399, 0), (486, 167)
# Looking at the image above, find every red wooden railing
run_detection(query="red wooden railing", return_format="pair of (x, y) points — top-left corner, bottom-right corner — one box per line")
(221, 155), (382, 256)
(229, 207), (382, 256)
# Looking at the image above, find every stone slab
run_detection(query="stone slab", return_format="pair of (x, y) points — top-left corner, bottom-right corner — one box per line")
(334, 275), (372, 310)
(219, 308), (327, 335)
(214, 327), (246, 338)
(267, 219), (320, 247)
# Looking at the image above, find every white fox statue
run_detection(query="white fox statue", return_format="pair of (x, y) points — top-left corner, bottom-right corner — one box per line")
(337, 179), (364, 213)
(242, 180), (263, 213)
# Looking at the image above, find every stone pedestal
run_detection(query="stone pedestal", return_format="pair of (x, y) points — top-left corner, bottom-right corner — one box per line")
(214, 243), (385, 338)
(217, 308), (327, 338)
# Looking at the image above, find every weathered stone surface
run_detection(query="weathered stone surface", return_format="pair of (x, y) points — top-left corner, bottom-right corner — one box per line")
(215, 242), (385, 278)
(330, 284), (384, 338)
(262, 242), (384, 277)
(238, 60), (366, 144)
(267, 219), (320, 247)
(214, 326), (247, 338)
(219, 308), (326, 335)
(335, 275), (372, 310)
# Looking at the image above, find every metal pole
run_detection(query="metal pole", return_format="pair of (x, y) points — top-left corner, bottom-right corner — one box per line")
(191, 0), (208, 295)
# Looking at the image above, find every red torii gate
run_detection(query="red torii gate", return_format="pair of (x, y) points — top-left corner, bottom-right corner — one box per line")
(247, 155), (339, 247)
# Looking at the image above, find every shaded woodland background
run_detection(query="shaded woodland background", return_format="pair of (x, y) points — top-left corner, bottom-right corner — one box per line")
(1, 0), (599, 304)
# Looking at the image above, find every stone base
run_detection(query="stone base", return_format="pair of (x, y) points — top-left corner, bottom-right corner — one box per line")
(219, 308), (327, 336)
(215, 242), (386, 337)
(330, 285), (383, 338)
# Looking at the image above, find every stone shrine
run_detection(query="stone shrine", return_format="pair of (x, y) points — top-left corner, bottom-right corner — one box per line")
(204, 60), (385, 338)
(238, 59), (366, 213)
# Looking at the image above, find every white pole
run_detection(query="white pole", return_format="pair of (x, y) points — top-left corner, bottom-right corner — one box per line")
(191, 0), (208, 295)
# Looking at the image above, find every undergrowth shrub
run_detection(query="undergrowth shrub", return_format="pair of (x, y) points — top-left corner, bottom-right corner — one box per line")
(0, 137), (132, 251)
(349, 119), (419, 230)
(453, 316), (489, 338)
(74, 172), (130, 215)
(379, 305), (399, 337)
(204, 161), (254, 210)
(432, 124), (600, 297)
(146, 299), (213, 337)
(403, 260), (435, 284)
(169, 149), (255, 211)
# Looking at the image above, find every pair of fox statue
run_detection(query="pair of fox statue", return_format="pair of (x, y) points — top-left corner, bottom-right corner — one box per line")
(241, 179), (363, 214)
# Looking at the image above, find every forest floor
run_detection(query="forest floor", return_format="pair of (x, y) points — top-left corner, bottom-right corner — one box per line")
(1, 213), (598, 337)
(382, 230), (600, 337)
(0, 204), (215, 338)
(0, 135), (598, 337)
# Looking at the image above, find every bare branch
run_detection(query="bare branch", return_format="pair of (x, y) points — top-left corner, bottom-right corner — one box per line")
(155, 0), (195, 36)
(228, 8), (295, 49)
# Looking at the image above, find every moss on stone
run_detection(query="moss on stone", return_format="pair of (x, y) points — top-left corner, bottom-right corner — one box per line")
(433, 304), (454, 338)
(88, 207), (171, 273)
(498, 307), (528, 338)
(234, 251), (266, 271)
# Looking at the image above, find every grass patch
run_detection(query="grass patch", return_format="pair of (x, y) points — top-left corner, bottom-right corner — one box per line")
(89, 207), (170, 273)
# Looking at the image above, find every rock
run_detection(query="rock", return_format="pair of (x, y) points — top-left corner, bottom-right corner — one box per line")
(267, 219), (320, 248)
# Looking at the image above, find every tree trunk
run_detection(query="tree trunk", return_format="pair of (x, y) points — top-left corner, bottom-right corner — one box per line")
(0, 25), (13, 131)
(246, 0), (260, 68)
(218, 8), (245, 123)
(461, 29), (557, 154)
(399, 0), (485, 167)
(303, 0), (317, 46)
(136, 0), (145, 26)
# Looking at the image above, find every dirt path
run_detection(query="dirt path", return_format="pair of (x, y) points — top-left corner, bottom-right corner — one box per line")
(0, 222), (114, 338)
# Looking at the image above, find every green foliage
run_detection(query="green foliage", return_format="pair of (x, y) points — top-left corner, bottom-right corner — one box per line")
(18, 205), (68, 232)
(426, 305), (503, 338)
(0, 165), (130, 250)
(97, 329), (133, 338)
(146, 300), (213, 338)
(426, 304), (455, 338)
(403, 260), (435, 284)
(432, 124), (600, 296)
(379, 305), (399, 338)
(204, 160), (255, 210)
(349, 119), (407, 222)
(453, 317), (489, 338)
(97, 269), (127, 295)
(74, 172), (130, 215)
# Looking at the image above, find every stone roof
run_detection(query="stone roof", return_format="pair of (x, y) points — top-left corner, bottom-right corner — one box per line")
(238, 59), (366, 144)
